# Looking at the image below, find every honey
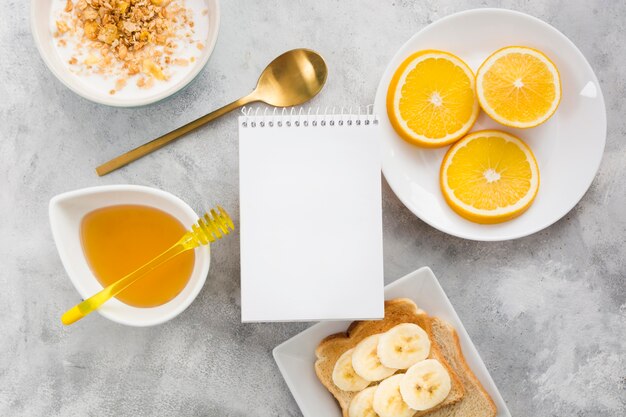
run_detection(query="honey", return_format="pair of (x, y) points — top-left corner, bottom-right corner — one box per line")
(80, 205), (195, 308)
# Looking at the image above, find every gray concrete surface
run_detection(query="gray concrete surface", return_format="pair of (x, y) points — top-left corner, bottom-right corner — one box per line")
(1, 0), (624, 416)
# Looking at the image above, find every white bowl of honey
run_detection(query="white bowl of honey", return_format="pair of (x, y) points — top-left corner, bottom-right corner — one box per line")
(49, 185), (211, 326)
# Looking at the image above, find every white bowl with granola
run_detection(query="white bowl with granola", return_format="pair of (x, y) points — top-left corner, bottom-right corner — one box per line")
(31, 0), (220, 107)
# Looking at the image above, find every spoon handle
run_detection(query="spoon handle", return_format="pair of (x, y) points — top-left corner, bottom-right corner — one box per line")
(96, 94), (257, 176)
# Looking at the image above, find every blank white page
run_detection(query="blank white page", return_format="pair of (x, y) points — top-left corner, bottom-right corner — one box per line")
(239, 114), (383, 322)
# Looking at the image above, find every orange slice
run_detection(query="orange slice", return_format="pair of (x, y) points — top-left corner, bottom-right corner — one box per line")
(387, 50), (479, 148)
(476, 46), (561, 128)
(440, 130), (540, 224)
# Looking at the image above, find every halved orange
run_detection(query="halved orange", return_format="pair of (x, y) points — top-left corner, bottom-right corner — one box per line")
(476, 46), (561, 128)
(387, 50), (479, 148)
(440, 130), (540, 224)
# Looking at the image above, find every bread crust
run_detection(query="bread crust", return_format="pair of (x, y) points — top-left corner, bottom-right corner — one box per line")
(426, 318), (497, 417)
(314, 299), (465, 417)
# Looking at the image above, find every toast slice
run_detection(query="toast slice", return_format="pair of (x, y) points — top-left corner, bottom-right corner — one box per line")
(315, 299), (465, 417)
(425, 317), (497, 417)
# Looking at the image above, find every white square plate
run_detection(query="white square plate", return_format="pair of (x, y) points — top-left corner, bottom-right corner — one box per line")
(272, 267), (511, 417)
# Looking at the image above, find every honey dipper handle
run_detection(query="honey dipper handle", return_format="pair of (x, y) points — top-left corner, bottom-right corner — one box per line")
(61, 240), (190, 325)
(96, 94), (257, 176)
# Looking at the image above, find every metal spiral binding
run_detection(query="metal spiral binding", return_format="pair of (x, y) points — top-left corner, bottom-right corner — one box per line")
(240, 105), (379, 127)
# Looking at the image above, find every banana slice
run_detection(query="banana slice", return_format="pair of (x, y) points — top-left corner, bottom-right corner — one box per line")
(352, 335), (397, 381)
(372, 374), (416, 417)
(332, 348), (371, 392)
(399, 359), (451, 411)
(377, 323), (431, 369)
(348, 386), (379, 417)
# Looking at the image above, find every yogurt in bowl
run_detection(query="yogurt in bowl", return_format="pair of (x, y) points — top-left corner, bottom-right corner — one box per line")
(31, 0), (220, 106)
(49, 185), (211, 326)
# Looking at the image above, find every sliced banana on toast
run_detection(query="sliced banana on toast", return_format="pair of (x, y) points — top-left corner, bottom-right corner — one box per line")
(352, 334), (397, 381)
(400, 359), (451, 411)
(372, 374), (415, 417)
(377, 323), (431, 369)
(348, 386), (378, 417)
(332, 348), (371, 392)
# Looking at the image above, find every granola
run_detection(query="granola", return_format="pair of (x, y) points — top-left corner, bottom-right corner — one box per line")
(54, 0), (199, 93)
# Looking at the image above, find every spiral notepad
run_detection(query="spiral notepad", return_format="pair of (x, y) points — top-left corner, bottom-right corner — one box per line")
(239, 108), (384, 322)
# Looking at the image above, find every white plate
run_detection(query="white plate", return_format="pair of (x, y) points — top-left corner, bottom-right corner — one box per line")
(374, 8), (606, 241)
(31, 0), (220, 107)
(273, 267), (511, 417)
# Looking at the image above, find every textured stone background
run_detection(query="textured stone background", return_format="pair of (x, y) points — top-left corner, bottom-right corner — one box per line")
(1, 1), (624, 416)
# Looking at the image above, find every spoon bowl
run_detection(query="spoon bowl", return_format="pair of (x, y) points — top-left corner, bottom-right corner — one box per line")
(97, 48), (328, 176)
(253, 49), (328, 107)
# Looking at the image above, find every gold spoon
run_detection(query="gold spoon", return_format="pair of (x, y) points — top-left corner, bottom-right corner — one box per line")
(96, 48), (328, 176)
